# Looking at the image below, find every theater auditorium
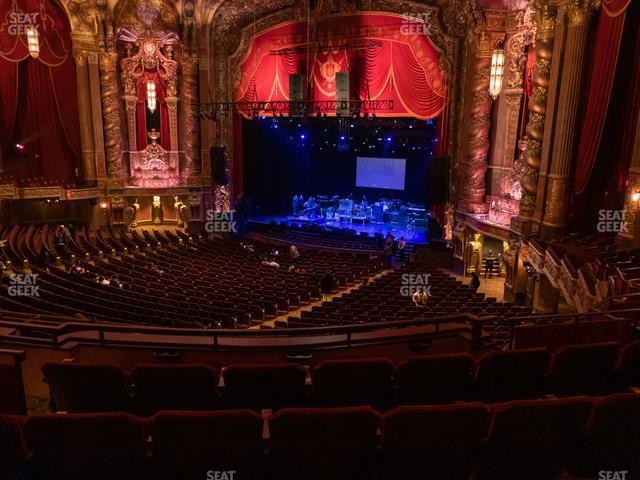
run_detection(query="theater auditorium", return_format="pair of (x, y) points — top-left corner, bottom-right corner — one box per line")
(0, 0), (639, 478)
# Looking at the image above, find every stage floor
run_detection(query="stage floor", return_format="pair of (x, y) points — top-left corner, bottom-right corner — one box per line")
(251, 215), (428, 244)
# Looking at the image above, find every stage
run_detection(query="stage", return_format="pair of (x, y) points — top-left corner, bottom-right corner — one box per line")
(250, 215), (429, 244)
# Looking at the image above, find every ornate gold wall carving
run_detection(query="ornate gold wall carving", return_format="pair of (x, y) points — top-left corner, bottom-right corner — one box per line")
(519, 2), (556, 217)
(459, 26), (505, 214)
(113, 0), (180, 33)
(180, 55), (201, 179)
(99, 50), (125, 185)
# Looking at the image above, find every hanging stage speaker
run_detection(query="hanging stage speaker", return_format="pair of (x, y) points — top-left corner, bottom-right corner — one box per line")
(336, 72), (350, 116)
(210, 147), (228, 186)
(289, 74), (306, 116)
(429, 155), (450, 204)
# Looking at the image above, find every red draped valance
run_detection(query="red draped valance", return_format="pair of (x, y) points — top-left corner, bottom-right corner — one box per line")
(0, 0), (70, 66)
(235, 13), (446, 120)
(0, 0), (80, 182)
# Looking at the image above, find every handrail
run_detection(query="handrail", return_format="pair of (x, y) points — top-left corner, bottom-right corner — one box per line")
(0, 311), (480, 337)
(1, 308), (639, 350)
(0, 348), (26, 362)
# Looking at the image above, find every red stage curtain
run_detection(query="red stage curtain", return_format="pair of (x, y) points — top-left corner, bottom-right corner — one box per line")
(136, 97), (147, 149)
(573, 0), (632, 194)
(235, 14), (446, 120)
(0, 0), (80, 182)
(0, 61), (18, 150)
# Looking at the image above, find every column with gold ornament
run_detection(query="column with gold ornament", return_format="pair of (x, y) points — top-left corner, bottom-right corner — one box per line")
(541, 1), (594, 238)
(73, 50), (97, 184)
(87, 51), (107, 186)
(515, 2), (557, 232)
(98, 48), (124, 187)
(459, 26), (505, 214)
(180, 55), (201, 185)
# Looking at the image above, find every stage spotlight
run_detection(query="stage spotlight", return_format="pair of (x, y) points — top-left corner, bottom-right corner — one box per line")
(15, 143), (25, 151)
(300, 133), (306, 140)
(340, 135), (346, 141)
(386, 136), (392, 142)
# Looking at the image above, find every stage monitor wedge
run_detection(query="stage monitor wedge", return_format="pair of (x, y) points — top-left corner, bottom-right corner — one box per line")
(336, 72), (350, 116)
(429, 155), (450, 204)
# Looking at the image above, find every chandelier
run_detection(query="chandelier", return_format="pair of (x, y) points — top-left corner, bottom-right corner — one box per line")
(26, 26), (39, 59)
(489, 45), (505, 100)
(146, 81), (157, 113)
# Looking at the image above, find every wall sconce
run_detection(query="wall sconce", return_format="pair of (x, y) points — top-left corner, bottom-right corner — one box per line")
(100, 201), (108, 209)
(632, 192), (640, 203)
(146, 81), (157, 113)
(26, 26), (39, 59)
(489, 45), (505, 100)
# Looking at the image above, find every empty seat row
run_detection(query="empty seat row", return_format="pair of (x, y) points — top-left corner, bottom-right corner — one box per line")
(3, 393), (639, 480)
(38, 341), (640, 415)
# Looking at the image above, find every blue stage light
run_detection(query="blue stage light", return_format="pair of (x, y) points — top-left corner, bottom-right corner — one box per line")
(340, 135), (346, 141)
(300, 133), (306, 140)
(386, 136), (392, 142)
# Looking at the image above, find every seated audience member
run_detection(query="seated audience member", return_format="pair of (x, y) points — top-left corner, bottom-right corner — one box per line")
(412, 289), (429, 306)
(289, 245), (300, 260)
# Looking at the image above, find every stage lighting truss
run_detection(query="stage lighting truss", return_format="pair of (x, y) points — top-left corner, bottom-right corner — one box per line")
(196, 100), (394, 121)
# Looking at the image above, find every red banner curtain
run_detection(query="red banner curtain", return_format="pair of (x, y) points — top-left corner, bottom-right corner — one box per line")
(573, 0), (633, 194)
(0, 0), (80, 182)
(235, 13), (446, 120)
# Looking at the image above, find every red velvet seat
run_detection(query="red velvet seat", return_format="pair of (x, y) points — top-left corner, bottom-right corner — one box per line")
(616, 340), (640, 389)
(572, 393), (640, 478)
(222, 363), (307, 410)
(548, 342), (619, 396)
(151, 410), (263, 480)
(0, 356), (26, 414)
(41, 362), (130, 413)
(478, 397), (593, 480)
(312, 358), (394, 408)
(131, 364), (219, 415)
(381, 403), (490, 479)
(25, 413), (147, 480)
(395, 353), (474, 404)
(0, 415), (28, 480)
(473, 348), (550, 402)
(269, 406), (380, 480)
